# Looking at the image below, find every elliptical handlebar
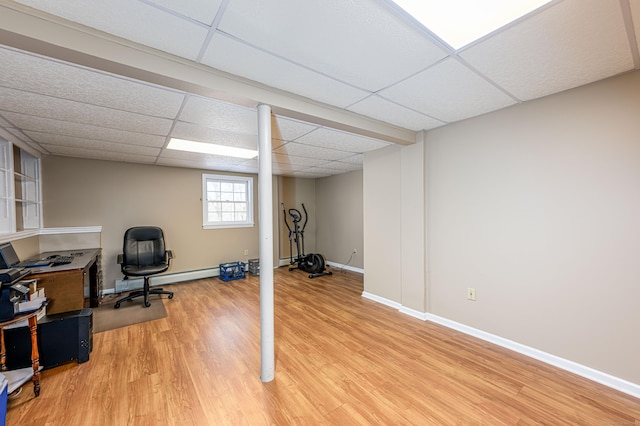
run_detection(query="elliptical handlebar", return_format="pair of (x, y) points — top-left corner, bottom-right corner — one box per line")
(301, 203), (309, 232)
(281, 203), (292, 232)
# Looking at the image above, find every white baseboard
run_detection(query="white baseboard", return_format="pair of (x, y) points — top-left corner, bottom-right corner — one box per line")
(326, 261), (363, 274)
(362, 291), (402, 309)
(279, 258), (292, 267)
(114, 267), (219, 293)
(279, 258), (363, 274)
(362, 291), (640, 399)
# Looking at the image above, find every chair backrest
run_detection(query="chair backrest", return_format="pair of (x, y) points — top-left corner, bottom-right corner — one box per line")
(122, 226), (167, 268)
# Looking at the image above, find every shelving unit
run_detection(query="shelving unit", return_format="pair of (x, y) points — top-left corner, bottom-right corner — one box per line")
(0, 139), (42, 235)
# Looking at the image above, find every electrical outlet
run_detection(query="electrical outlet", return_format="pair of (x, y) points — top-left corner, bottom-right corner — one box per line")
(353, 248), (357, 254)
(243, 249), (249, 256)
(467, 288), (476, 301)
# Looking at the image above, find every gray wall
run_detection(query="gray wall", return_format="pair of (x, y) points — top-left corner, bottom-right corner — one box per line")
(316, 170), (364, 269)
(278, 173), (365, 270)
(42, 157), (264, 290)
(278, 176), (317, 261)
(41, 157), (360, 290)
(363, 69), (640, 385)
(364, 145), (402, 302)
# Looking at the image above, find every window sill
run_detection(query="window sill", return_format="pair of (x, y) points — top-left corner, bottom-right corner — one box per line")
(203, 223), (254, 230)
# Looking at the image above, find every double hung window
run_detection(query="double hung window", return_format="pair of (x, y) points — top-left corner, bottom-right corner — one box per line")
(202, 174), (253, 229)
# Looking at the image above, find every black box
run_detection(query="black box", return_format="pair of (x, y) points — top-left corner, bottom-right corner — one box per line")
(4, 308), (93, 370)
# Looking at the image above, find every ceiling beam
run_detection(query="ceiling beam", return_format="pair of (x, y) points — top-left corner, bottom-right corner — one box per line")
(0, 2), (416, 146)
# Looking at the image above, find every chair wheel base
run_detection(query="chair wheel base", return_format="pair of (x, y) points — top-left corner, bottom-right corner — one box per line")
(113, 281), (174, 309)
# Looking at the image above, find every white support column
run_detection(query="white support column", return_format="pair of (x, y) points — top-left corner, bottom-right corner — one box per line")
(257, 103), (275, 382)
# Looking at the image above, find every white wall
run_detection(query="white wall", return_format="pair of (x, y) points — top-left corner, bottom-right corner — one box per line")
(364, 69), (640, 386)
(363, 145), (402, 301)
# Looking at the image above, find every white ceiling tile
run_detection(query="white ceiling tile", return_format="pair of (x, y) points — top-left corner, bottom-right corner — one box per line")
(0, 46), (185, 118)
(179, 95), (257, 134)
(306, 166), (352, 176)
(159, 149), (246, 166)
(348, 95), (445, 132)
(271, 139), (287, 150)
(155, 157), (202, 169)
(2, 0), (635, 179)
(628, 0), (640, 52)
(271, 162), (299, 173)
(200, 33), (370, 108)
(157, 157), (245, 172)
(379, 58), (517, 122)
(459, 0), (634, 101)
(295, 128), (390, 152)
(338, 154), (364, 165)
(272, 153), (328, 167)
(218, 158), (299, 175)
(7, 113), (166, 147)
(171, 121), (257, 150)
(145, 0), (223, 25)
(237, 159), (262, 169)
(227, 162), (259, 174)
(3, 128), (35, 147)
(273, 142), (354, 161)
(273, 116), (318, 141)
(45, 147), (157, 164)
(0, 87), (173, 135)
(218, 0), (447, 91)
(32, 133), (161, 156)
(15, 0), (210, 60)
(317, 161), (362, 172)
(287, 169), (335, 179)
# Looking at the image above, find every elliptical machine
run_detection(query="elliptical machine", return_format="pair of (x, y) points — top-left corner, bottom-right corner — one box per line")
(281, 203), (332, 279)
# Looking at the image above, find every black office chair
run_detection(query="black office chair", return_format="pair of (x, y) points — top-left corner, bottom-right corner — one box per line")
(114, 226), (174, 309)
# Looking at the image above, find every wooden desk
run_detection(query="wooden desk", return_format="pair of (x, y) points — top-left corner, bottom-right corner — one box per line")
(28, 249), (102, 315)
(0, 301), (47, 397)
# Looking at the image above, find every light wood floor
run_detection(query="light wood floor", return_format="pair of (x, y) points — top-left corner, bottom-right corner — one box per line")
(6, 267), (640, 425)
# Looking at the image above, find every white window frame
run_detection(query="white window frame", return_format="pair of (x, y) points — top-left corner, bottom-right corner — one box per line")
(202, 174), (254, 229)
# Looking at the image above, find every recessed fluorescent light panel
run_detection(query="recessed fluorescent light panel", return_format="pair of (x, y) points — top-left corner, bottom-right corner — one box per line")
(390, 0), (552, 49)
(168, 138), (258, 159)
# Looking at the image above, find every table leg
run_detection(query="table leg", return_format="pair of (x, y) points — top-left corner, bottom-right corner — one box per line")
(28, 316), (40, 397)
(0, 328), (5, 371)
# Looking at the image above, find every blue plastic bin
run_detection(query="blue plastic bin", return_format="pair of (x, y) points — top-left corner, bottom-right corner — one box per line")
(0, 372), (7, 426)
(219, 262), (246, 281)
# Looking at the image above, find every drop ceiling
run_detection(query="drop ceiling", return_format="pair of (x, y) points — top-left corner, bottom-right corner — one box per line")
(0, 0), (638, 178)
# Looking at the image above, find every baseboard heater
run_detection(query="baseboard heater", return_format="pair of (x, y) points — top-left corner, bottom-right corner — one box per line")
(114, 267), (219, 293)
(113, 260), (356, 294)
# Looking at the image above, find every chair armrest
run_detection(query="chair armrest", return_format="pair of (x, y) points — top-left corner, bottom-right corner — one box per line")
(117, 254), (123, 264)
(166, 250), (174, 260)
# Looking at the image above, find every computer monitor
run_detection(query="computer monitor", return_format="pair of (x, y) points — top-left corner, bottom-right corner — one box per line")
(0, 242), (20, 269)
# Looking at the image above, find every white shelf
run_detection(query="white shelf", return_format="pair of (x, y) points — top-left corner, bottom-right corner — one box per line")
(3, 366), (40, 394)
